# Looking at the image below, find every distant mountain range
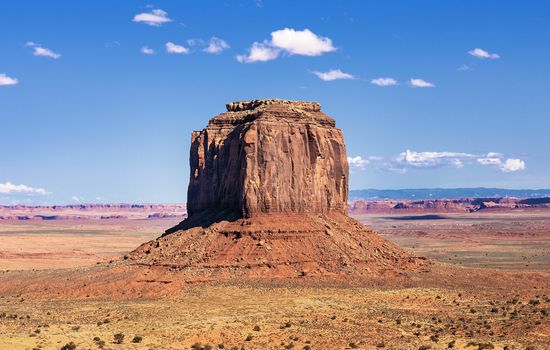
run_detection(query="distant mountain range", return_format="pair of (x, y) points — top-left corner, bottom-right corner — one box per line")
(349, 188), (550, 200)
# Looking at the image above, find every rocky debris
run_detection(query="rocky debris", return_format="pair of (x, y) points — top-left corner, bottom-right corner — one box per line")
(131, 211), (426, 278)
(130, 99), (428, 278)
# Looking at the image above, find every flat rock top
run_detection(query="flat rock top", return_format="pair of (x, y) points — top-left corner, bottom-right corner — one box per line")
(226, 99), (321, 112)
(208, 98), (335, 127)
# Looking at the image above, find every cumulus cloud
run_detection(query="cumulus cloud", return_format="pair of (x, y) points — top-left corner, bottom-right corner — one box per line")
(237, 28), (335, 63)
(312, 69), (354, 81)
(0, 182), (49, 195)
(347, 151), (526, 174)
(477, 154), (526, 172)
(348, 156), (370, 169)
(140, 46), (155, 55)
(203, 37), (230, 54)
(26, 41), (61, 59)
(270, 28), (335, 56)
(409, 78), (435, 88)
(236, 42), (280, 63)
(165, 42), (189, 54)
(0, 73), (18, 86)
(371, 77), (397, 86)
(133, 8), (172, 26)
(500, 158), (526, 172)
(469, 48), (500, 59)
(392, 150), (526, 173)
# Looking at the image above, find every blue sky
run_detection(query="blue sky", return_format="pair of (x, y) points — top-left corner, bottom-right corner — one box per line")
(1, 0), (549, 204)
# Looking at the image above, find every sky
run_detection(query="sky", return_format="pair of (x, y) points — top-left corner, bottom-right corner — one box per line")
(1, 0), (550, 205)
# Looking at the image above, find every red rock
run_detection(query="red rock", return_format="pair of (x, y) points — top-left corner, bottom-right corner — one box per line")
(187, 99), (348, 219)
(131, 99), (428, 278)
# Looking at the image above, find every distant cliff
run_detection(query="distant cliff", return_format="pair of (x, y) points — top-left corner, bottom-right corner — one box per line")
(0, 203), (186, 221)
(348, 197), (550, 214)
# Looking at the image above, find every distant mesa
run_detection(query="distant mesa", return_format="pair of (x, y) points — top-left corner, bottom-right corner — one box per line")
(130, 99), (427, 278)
(347, 197), (550, 214)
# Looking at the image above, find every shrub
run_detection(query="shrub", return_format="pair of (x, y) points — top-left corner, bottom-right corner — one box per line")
(113, 332), (124, 344)
(60, 342), (77, 350)
(131, 335), (143, 343)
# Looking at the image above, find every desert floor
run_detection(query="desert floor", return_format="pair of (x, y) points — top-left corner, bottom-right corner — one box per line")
(0, 212), (549, 350)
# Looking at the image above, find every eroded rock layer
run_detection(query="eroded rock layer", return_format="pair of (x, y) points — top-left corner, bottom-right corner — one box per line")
(187, 99), (348, 219)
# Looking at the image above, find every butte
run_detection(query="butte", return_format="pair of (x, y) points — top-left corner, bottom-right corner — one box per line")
(129, 99), (426, 279)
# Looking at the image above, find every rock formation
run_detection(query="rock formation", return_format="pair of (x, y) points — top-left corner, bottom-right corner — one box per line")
(186, 99), (348, 219)
(130, 99), (426, 278)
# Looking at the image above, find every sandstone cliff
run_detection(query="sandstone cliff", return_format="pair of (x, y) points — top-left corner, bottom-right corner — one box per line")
(187, 99), (348, 219)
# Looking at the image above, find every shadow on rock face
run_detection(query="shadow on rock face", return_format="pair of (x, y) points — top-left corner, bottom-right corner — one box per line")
(163, 209), (242, 235)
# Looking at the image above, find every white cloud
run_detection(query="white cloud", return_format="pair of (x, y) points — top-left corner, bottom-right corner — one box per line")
(477, 155), (526, 172)
(371, 77), (397, 86)
(236, 28), (335, 63)
(313, 69), (354, 81)
(71, 196), (84, 202)
(348, 156), (370, 169)
(26, 42), (61, 59)
(141, 46), (155, 55)
(34, 47), (61, 59)
(457, 64), (471, 71)
(203, 37), (230, 54)
(469, 48), (500, 59)
(0, 73), (18, 86)
(350, 150), (527, 174)
(0, 182), (49, 195)
(409, 78), (435, 88)
(236, 42), (280, 63)
(270, 28), (336, 56)
(133, 8), (172, 26)
(397, 150), (474, 169)
(500, 158), (526, 172)
(165, 42), (189, 54)
(394, 150), (526, 173)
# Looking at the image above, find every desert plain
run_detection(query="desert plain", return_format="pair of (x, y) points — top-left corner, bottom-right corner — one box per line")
(0, 207), (549, 350)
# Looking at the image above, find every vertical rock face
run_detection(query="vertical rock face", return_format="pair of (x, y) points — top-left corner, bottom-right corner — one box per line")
(187, 99), (349, 219)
